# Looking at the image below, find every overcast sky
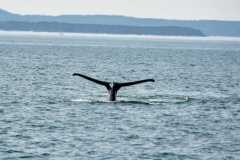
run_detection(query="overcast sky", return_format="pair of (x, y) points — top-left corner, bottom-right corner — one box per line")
(1, 0), (240, 20)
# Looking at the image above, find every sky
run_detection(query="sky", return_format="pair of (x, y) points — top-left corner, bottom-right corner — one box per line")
(1, 0), (240, 20)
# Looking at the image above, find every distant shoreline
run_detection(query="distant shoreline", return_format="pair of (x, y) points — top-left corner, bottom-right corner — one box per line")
(0, 21), (205, 37)
(1, 8), (240, 37)
(1, 30), (240, 42)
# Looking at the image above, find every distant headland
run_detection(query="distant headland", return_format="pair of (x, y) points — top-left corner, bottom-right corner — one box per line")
(0, 8), (240, 37)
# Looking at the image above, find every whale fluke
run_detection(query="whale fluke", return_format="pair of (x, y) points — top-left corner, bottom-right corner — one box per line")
(73, 73), (155, 101)
(73, 73), (111, 90)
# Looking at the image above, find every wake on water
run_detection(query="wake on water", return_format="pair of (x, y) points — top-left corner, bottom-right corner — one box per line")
(70, 94), (191, 105)
(63, 92), (237, 106)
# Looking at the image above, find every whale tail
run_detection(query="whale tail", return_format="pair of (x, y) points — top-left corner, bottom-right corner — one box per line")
(73, 73), (154, 87)
(72, 73), (111, 90)
(73, 73), (155, 101)
(117, 79), (155, 88)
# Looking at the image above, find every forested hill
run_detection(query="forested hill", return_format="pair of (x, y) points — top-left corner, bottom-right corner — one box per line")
(1, 8), (240, 36)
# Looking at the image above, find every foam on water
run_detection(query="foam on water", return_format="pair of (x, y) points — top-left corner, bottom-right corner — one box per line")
(70, 94), (191, 105)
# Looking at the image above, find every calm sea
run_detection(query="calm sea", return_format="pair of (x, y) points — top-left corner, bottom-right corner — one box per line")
(0, 31), (240, 160)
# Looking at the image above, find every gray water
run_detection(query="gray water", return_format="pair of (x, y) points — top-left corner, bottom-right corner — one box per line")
(0, 32), (240, 160)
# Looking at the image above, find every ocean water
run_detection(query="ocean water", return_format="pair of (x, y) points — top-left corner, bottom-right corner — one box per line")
(0, 32), (240, 160)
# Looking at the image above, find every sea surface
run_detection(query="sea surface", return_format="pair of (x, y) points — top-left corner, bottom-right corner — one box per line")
(0, 31), (240, 160)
